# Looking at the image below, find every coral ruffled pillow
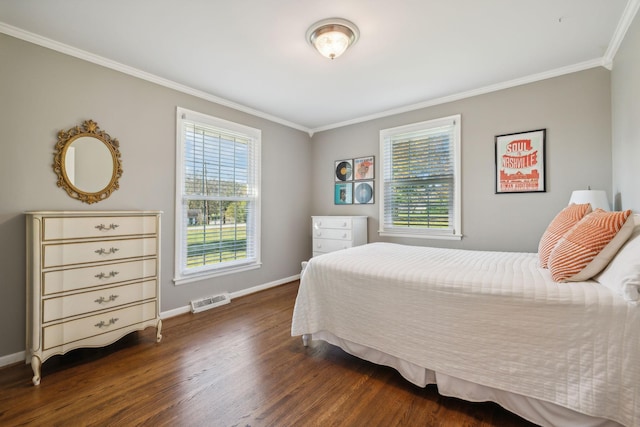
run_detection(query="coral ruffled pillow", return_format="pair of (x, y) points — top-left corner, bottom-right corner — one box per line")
(548, 209), (634, 282)
(538, 203), (591, 268)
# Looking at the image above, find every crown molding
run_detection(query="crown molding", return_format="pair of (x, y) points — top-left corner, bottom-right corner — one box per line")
(0, 22), (310, 134)
(0, 18), (627, 137)
(603, 0), (640, 68)
(309, 58), (606, 134)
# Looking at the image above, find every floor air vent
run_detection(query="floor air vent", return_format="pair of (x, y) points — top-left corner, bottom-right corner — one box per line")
(190, 292), (231, 313)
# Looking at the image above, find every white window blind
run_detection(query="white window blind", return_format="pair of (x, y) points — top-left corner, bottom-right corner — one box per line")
(175, 107), (261, 284)
(379, 115), (461, 239)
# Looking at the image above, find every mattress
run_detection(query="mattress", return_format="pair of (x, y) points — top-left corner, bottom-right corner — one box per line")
(291, 242), (640, 426)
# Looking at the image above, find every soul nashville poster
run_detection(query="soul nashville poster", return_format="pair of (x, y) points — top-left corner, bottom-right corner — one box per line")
(495, 129), (546, 193)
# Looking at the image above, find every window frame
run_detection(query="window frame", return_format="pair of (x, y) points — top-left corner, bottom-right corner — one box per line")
(378, 114), (462, 240)
(174, 107), (261, 285)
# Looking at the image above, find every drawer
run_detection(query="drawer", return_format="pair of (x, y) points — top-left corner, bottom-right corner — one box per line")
(313, 217), (352, 230)
(313, 238), (352, 253)
(43, 300), (157, 350)
(313, 228), (352, 240)
(43, 280), (157, 323)
(43, 237), (157, 268)
(43, 259), (157, 295)
(42, 215), (158, 241)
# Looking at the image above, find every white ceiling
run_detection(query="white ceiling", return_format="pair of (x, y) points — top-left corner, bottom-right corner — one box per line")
(0, 0), (636, 134)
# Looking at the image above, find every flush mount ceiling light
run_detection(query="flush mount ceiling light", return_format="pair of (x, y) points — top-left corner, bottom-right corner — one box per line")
(306, 18), (360, 60)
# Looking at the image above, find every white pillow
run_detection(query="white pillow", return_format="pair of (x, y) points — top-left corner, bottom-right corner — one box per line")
(594, 214), (640, 301)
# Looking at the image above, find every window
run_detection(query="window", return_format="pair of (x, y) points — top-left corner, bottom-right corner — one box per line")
(175, 107), (261, 285)
(379, 115), (461, 239)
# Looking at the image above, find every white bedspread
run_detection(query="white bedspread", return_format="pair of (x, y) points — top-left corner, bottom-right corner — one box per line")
(291, 243), (640, 426)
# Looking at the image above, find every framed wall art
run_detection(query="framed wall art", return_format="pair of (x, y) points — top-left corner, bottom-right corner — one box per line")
(495, 129), (546, 194)
(334, 182), (353, 205)
(334, 159), (353, 182)
(354, 181), (374, 204)
(354, 156), (374, 180)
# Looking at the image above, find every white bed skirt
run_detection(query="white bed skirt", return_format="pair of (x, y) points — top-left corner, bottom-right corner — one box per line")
(310, 330), (622, 427)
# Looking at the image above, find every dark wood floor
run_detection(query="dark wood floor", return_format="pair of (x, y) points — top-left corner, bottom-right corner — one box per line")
(0, 281), (537, 426)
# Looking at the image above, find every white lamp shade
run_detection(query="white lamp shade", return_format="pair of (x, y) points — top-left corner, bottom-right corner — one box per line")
(569, 190), (610, 211)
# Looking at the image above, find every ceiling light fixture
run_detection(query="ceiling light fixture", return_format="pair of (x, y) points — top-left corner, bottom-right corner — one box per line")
(306, 18), (359, 60)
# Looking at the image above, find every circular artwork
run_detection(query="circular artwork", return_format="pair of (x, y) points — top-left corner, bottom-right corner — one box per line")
(354, 182), (373, 204)
(335, 161), (352, 181)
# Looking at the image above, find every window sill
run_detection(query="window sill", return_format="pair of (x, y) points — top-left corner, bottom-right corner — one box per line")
(378, 231), (463, 241)
(173, 262), (262, 286)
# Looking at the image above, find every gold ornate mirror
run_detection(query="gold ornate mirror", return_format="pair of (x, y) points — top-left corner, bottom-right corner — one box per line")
(53, 120), (123, 204)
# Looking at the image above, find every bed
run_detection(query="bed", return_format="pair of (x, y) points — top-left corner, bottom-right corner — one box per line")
(291, 212), (640, 427)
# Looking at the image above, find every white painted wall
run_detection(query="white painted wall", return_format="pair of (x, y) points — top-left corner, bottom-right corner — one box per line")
(612, 11), (640, 212)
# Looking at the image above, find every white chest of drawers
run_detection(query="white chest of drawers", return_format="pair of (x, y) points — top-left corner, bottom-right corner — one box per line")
(26, 211), (162, 385)
(312, 216), (367, 257)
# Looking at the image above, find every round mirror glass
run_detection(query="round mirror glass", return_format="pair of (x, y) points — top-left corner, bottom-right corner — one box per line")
(64, 136), (114, 193)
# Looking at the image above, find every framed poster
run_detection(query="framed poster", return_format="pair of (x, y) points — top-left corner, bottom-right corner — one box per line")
(354, 181), (374, 204)
(334, 182), (353, 204)
(334, 159), (353, 182)
(495, 129), (546, 193)
(354, 156), (374, 180)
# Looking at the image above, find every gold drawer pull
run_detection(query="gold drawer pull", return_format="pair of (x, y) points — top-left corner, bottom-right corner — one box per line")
(95, 271), (119, 279)
(94, 294), (119, 304)
(94, 247), (119, 255)
(95, 223), (120, 231)
(95, 317), (119, 328)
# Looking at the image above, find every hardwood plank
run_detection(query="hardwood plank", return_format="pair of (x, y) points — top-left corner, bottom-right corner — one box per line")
(0, 281), (537, 426)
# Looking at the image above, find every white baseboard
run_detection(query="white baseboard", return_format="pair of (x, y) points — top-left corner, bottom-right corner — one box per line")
(160, 273), (301, 319)
(230, 274), (300, 299)
(1, 274), (301, 368)
(159, 305), (191, 319)
(0, 350), (25, 368)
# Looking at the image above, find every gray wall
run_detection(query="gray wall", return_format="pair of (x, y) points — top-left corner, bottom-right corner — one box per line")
(0, 34), (312, 358)
(310, 68), (613, 252)
(1, 27), (631, 360)
(612, 11), (640, 212)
